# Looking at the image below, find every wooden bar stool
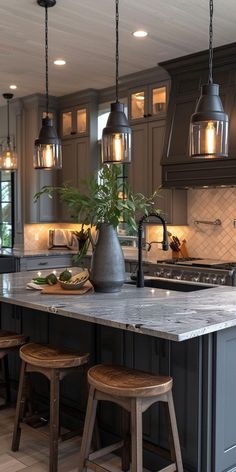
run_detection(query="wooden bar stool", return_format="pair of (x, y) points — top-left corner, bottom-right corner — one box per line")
(78, 364), (183, 472)
(0, 330), (27, 408)
(11, 342), (90, 472)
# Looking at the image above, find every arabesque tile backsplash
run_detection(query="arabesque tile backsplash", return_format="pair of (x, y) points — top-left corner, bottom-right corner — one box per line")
(146, 188), (236, 262)
(24, 188), (236, 262)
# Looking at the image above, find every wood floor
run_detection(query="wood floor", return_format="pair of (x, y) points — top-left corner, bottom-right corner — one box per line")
(0, 406), (130, 472)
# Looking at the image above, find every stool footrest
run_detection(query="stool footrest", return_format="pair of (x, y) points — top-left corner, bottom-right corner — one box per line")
(159, 464), (177, 472)
(85, 459), (109, 472)
(89, 440), (124, 461)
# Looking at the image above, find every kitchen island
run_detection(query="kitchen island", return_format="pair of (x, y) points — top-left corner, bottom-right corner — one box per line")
(0, 271), (236, 472)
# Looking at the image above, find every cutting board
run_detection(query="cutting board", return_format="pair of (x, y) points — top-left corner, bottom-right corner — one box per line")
(41, 281), (93, 295)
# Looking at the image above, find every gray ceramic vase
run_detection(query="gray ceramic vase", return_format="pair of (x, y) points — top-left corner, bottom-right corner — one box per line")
(90, 223), (125, 293)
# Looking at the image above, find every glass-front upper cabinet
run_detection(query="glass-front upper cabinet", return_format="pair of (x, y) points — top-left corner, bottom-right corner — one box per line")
(130, 89), (147, 121)
(61, 111), (72, 137)
(151, 85), (167, 116)
(61, 106), (88, 138)
(76, 107), (87, 134)
(128, 82), (168, 123)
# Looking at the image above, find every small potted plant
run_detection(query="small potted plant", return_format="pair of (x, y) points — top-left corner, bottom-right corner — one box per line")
(34, 164), (160, 292)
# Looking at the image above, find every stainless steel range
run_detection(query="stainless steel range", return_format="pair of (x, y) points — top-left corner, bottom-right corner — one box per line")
(155, 258), (236, 286)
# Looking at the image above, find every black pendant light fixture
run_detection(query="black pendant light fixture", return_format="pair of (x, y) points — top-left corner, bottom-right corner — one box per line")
(190, 0), (228, 159)
(0, 93), (17, 171)
(34, 0), (62, 170)
(102, 0), (131, 164)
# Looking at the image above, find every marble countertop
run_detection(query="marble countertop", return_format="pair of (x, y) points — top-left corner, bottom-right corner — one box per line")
(1, 270), (236, 342)
(0, 249), (77, 258)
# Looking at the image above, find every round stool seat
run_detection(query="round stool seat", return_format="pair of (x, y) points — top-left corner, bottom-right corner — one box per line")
(20, 343), (89, 369)
(0, 330), (27, 349)
(88, 364), (173, 398)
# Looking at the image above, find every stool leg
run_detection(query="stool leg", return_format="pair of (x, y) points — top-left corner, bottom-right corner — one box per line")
(166, 391), (183, 472)
(12, 360), (26, 452)
(131, 398), (143, 472)
(49, 369), (60, 472)
(78, 386), (98, 472)
(3, 355), (11, 405)
(121, 409), (130, 472)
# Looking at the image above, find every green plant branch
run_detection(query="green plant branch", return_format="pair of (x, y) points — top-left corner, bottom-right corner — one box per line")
(34, 164), (161, 231)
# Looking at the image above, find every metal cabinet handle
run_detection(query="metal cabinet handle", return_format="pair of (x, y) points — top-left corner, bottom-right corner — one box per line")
(38, 262), (48, 266)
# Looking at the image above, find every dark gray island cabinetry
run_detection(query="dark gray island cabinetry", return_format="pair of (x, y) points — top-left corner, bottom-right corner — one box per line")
(1, 272), (236, 471)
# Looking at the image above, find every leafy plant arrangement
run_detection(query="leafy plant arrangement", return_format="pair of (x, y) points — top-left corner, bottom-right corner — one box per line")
(34, 164), (160, 261)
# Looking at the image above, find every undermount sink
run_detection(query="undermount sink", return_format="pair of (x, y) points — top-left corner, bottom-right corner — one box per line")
(126, 278), (214, 292)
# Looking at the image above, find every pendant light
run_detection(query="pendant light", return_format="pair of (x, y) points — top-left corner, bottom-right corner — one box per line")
(0, 93), (17, 171)
(102, 0), (131, 164)
(34, 0), (62, 170)
(190, 0), (228, 159)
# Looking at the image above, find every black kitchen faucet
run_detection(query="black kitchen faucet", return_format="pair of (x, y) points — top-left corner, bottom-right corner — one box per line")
(137, 213), (169, 288)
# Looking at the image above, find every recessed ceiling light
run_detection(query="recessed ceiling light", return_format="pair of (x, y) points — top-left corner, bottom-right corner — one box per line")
(53, 59), (66, 66)
(132, 30), (148, 38)
(9, 85), (17, 90)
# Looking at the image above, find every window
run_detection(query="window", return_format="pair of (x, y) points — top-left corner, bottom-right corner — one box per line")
(0, 172), (14, 248)
(98, 100), (137, 249)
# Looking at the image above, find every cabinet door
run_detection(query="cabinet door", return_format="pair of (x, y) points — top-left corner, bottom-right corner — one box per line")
(60, 140), (77, 221)
(76, 137), (90, 189)
(149, 83), (168, 119)
(76, 106), (89, 136)
(61, 110), (73, 138)
(49, 316), (95, 417)
(1, 303), (21, 384)
(128, 87), (148, 123)
(97, 326), (129, 439)
(38, 169), (58, 222)
(21, 309), (49, 404)
(129, 123), (149, 195)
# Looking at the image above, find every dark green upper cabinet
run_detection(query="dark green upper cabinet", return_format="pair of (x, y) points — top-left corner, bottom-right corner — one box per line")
(160, 42), (236, 187)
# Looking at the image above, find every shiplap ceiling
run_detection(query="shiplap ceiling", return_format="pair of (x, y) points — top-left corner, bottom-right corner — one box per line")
(0, 0), (236, 100)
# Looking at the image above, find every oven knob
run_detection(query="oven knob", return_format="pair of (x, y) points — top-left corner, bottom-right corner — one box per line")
(192, 272), (201, 282)
(175, 272), (183, 280)
(211, 275), (218, 284)
(218, 275), (226, 285)
(204, 274), (210, 283)
(165, 270), (172, 278)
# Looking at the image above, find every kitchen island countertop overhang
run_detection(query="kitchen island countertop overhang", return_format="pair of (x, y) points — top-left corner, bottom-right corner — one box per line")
(1, 270), (236, 341)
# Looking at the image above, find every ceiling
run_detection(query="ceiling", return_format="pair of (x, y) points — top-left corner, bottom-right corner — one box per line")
(0, 0), (236, 101)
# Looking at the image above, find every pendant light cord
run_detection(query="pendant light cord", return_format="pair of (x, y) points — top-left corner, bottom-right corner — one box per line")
(7, 99), (10, 145)
(208, 0), (213, 84)
(45, 5), (49, 115)
(115, 0), (119, 103)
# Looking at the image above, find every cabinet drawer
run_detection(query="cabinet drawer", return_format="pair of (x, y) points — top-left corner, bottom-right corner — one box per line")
(20, 255), (73, 271)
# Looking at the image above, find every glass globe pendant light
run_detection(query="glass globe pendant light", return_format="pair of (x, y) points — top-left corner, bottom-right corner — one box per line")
(102, 0), (131, 164)
(34, 0), (62, 170)
(190, 0), (228, 158)
(0, 93), (17, 171)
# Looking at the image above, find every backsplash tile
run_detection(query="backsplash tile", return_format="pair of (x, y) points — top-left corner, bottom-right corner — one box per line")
(146, 188), (236, 262)
(24, 188), (236, 262)
(24, 223), (82, 250)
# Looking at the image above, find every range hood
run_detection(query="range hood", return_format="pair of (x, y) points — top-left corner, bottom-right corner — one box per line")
(160, 42), (236, 188)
